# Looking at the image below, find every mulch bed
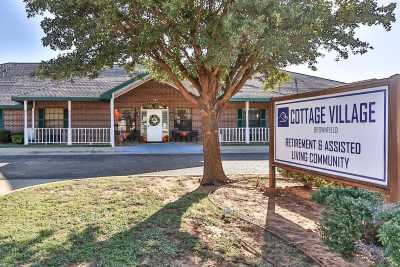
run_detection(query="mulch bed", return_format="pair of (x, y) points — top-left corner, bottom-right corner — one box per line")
(210, 177), (361, 267)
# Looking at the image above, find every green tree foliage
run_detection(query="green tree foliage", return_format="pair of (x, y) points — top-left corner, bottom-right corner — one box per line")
(25, 0), (396, 82)
(24, 0), (396, 183)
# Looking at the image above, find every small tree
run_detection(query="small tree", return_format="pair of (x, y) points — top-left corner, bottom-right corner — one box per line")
(25, 0), (396, 185)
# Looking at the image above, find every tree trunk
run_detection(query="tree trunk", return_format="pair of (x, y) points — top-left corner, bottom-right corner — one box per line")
(200, 109), (228, 185)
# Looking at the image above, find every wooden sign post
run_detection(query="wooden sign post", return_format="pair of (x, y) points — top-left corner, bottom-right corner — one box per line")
(268, 75), (400, 202)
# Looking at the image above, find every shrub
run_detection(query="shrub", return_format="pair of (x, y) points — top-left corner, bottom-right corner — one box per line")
(312, 187), (383, 206)
(377, 205), (400, 266)
(314, 188), (384, 257)
(11, 134), (24, 144)
(278, 168), (337, 189)
(0, 129), (11, 143)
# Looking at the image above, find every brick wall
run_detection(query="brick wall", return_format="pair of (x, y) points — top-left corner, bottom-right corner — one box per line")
(34, 101), (111, 128)
(114, 80), (270, 139)
(3, 109), (24, 133)
(1, 101), (111, 133)
(71, 102), (110, 128)
(115, 80), (202, 133)
(1, 80), (271, 140)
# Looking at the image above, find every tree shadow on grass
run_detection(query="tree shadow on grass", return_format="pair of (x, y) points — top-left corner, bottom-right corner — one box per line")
(1, 187), (223, 266)
(0, 229), (54, 265)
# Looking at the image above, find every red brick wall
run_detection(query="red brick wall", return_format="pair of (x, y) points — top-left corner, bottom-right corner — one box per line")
(115, 80), (202, 133)
(114, 80), (270, 138)
(33, 101), (111, 128)
(1, 80), (271, 139)
(1, 101), (111, 132)
(3, 109), (24, 133)
(71, 102), (110, 128)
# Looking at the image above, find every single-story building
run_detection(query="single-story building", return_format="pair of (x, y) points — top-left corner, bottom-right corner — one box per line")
(0, 63), (344, 146)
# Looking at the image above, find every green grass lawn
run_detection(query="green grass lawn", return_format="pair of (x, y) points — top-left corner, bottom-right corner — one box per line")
(0, 176), (314, 266)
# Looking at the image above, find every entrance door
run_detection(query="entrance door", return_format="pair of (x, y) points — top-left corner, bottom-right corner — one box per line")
(146, 109), (163, 142)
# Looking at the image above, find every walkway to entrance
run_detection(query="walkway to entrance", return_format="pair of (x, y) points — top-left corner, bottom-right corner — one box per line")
(115, 143), (268, 154)
(0, 143), (268, 156)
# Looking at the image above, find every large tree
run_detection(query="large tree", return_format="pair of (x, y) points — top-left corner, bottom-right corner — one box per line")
(25, 0), (396, 185)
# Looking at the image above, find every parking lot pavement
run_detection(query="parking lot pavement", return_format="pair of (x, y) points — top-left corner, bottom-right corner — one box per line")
(0, 153), (269, 192)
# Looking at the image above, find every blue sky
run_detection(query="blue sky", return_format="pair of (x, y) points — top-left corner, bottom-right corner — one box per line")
(0, 0), (399, 83)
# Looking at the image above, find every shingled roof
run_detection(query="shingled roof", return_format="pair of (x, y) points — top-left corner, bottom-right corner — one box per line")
(0, 63), (344, 108)
(0, 63), (141, 107)
(231, 72), (345, 102)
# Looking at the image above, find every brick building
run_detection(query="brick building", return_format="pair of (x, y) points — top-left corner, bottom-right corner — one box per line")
(0, 63), (344, 146)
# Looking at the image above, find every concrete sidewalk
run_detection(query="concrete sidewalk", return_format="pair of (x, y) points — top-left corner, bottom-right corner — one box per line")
(0, 143), (268, 156)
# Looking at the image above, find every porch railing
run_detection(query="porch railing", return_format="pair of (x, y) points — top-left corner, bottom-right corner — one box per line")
(219, 127), (269, 143)
(28, 128), (68, 144)
(27, 127), (266, 145)
(71, 128), (110, 144)
(219, 128), (246, 143)
(28, 128), (110, 144)
(249, 127), (269, 143)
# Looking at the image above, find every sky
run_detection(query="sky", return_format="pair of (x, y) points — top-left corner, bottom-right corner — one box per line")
(0, 0), (399, 83)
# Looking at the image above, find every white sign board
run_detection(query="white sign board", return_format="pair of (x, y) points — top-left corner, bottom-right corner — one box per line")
(274, 86), (389, 186)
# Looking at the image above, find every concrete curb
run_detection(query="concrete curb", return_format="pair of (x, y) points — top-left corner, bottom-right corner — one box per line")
(0, 146), (269, 156)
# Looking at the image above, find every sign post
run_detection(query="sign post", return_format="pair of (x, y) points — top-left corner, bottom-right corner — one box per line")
(268, 75), (400, 202)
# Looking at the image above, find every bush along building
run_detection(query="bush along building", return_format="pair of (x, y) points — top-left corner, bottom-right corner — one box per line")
(0, 63), (344, 146)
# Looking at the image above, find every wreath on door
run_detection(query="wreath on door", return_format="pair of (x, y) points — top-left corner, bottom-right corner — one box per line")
(149, 114), (161, 126)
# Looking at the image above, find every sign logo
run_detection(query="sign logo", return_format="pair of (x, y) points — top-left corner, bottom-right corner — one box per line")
(277, 107), (289, 127)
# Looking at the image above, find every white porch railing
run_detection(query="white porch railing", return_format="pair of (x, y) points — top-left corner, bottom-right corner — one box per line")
(219, 128), (246, 143)
(71, 128), (110, 144)
(28, 128), (68, 144)
(249, 127), (269, 143)
(219, 127), (269, 143)
(28, 128), (110, 144)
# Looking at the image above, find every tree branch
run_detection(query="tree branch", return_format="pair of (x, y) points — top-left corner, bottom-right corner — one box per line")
(151, 53), (200, 107)
(216, 66), (254, 112)
(158, 41), (203, 93)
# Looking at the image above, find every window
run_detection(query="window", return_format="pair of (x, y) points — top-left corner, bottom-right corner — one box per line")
(174, 108), (192, 131)
(0, 110), (3, 128)
(238, 108), (266, 128)
(115, 108), (137, 133)
(44, 108), (65, 128)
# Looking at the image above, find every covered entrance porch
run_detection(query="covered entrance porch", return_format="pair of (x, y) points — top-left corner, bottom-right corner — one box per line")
(22, 100), (112, 146)
(21, 78), (269, 146)
(22, 99), (269, 146)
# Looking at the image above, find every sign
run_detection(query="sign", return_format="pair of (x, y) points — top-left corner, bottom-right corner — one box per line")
(274, 86), (389, 186)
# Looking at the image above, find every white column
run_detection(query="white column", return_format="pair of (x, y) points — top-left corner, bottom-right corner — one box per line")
(24, 100), (28, 145)
(31, 101), (35, 129)
(31, 101), (35, 143)
(245, 101), (250, 144)
(110, 94), (115, 147)
(67, 101), (72, 145)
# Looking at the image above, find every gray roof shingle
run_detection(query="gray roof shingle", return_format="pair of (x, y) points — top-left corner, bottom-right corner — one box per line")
(0, 63), (345, 108)
(0, 63), (134, 106)
(231, 72), (344, 101)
